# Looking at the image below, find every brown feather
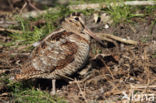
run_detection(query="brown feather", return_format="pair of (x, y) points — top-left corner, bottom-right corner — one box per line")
(15, 15), (91, 80)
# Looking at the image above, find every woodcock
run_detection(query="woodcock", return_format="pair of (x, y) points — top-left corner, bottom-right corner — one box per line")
(15, 13), (103, 95)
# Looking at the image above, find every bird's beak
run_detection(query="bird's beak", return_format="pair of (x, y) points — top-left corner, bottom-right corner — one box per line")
(84, 27), (104, 45)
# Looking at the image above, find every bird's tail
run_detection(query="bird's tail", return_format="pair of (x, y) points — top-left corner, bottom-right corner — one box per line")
(14, 61), (42, 80)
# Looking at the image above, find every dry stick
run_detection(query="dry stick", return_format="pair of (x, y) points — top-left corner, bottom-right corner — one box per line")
(7, 0), (14, 10)
(69, 1), (156, 10)
(101, 58), (115, 80)
(96, 33), (138, 45)
(129, 84), (156, 92)
(0, 70), (7, 74)
(105, 89), (124, 96)
(20, 1), (28, 14)
(104, 75), (121, 95)
(19, 0), (40, 17)
(21, 7), (59, 18)
(129, 84), (156, 95)
(75, 79), (88, 103)
(96, 34), (119, 47)
(124, 1), (156, 6)
(132, 85), (156, 89)
(0, 20), (19, 28)
(27, 0), (40, 11)
(58, 74), (74, 81)
(10, 53), (30, 56)
(0, 27), (22, 34)
(143, 50), (150, 94)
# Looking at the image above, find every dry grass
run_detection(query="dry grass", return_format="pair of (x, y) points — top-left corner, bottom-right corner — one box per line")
(57, 42), (156, 103)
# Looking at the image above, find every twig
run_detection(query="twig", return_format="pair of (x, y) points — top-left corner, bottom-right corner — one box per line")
(0, 66), (13, 68)
(95, 34), (119, 48)
(69, 3), (102, 10)
(0, 20), (18, 28)
(7, 0), (14, 10)
(130, 84), (156, 89)
(19, 0), (40, 17)
(129, 24), (137, 33)
(10, 53), (30, 56)
(57, 74), (74, 81)
(104, 89), (123, 96)
(124, 1), (156, 6)
(20, 1), (28, 14)
(0, 70), (7, 74)
(20, 7), (59, 18)
(69, 1), (156, 10)
(0, 27), (22, 34)
(100, 58), (115, 80)
(75, 79), (88, 103)
(26, 0), (40, 11)
(96, 33), (138, 45)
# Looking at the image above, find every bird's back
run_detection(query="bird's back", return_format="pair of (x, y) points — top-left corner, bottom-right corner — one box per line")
(15, 29), (90, 80)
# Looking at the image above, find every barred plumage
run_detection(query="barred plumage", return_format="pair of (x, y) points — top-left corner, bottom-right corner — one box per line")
(15, 14), (102, 95)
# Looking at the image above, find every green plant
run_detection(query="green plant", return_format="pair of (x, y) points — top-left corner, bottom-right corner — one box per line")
(6, 79), (67, 103)
(5, 4), (97, 50)
(152, 51), (156, 58)
(11, 88), (67, 103)
(149, 18), (156, 35)
(144, 5), (156, 15)
(106, 0), (132, 24)
(69, 0), (104, 5)
(7, 8), (69, 49)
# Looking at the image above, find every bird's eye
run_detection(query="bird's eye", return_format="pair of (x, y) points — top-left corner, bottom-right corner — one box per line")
(69, 20), (72, 22)
(75, 17), (79, 21)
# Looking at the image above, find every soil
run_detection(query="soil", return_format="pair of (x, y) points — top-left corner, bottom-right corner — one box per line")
(0, 1), (156, 103)
(57, 15), (156, 103)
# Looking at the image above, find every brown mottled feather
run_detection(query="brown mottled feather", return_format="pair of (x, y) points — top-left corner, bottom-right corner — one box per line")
(15, 15), (91, 81)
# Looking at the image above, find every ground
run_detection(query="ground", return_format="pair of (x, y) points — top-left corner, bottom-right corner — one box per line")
(0, 0), (156, 103)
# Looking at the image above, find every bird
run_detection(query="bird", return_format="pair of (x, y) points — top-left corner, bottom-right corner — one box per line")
(15, 13), (103, 95)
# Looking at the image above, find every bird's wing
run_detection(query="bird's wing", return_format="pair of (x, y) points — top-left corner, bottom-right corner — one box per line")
(31, 30), (78, 72)
(20, 29), (78, 74)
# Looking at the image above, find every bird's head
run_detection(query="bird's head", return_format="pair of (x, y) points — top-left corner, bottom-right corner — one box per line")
(62, 13), (104, 45)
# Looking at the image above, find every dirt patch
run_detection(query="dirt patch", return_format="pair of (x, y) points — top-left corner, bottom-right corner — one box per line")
(57, 15), (156, 102)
